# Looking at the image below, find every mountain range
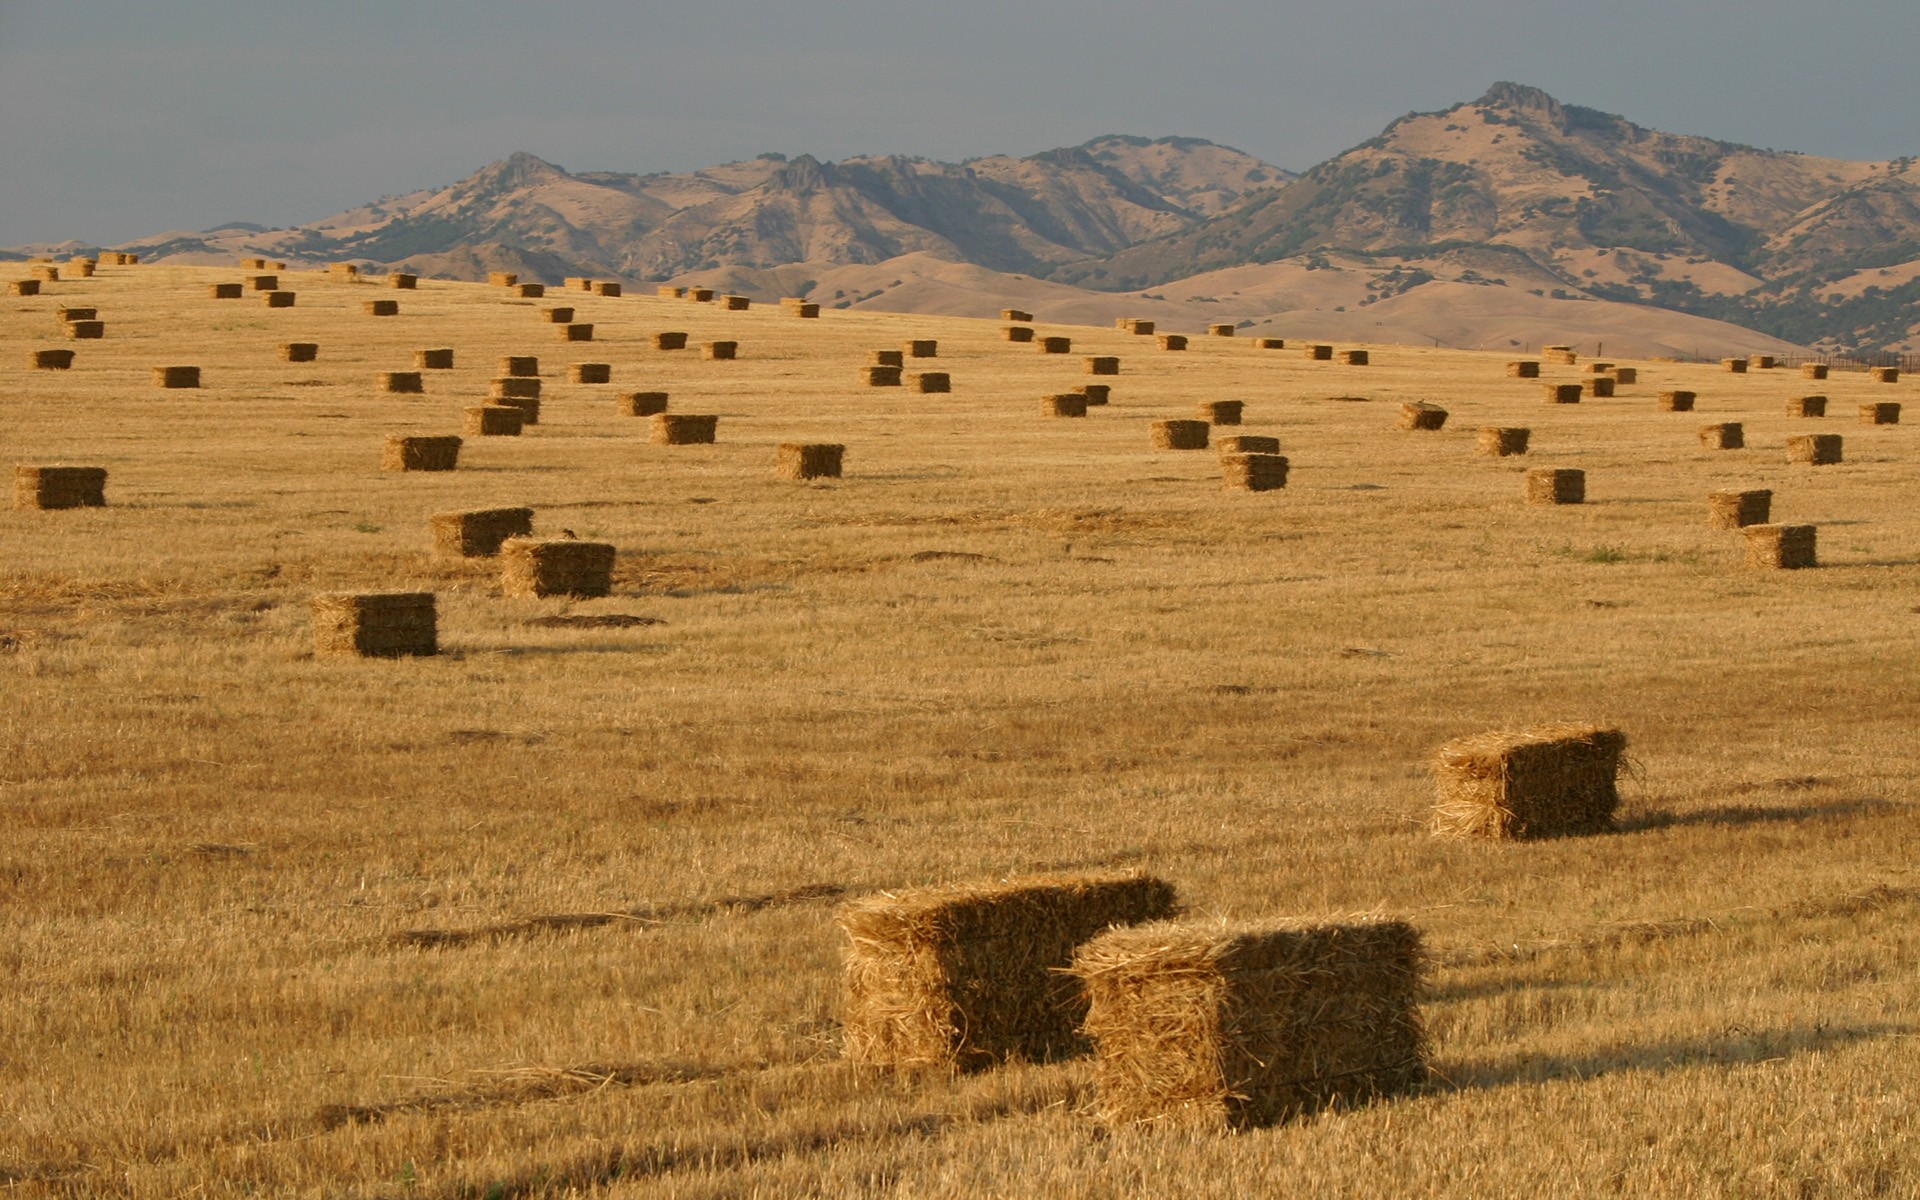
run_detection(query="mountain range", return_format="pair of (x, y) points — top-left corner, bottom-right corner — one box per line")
(14, 83), (1919, 356)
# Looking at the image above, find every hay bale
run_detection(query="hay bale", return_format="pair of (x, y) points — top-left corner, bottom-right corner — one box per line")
(1477, 427), (1530, 456)
(1304, 343), (1333, 361)
(515, 283), (546, 298)
(1860, 401), (1902, 425)
(651, 413), (717, 444)
(912, 372), (951, 393)
(561, 323), (594, 342)
(1118, 318), (1155, 335)
(688, 288), (716, 303)
(1723, 357), (1749, 374)
(1152, 420), (1210, 450)
(1544, 348), (1577, 365)
(153, 366), (200, 389)
(463, 405), (524, 437)
(311, 593), (436, 658)
(1585, 362), (1614, 375)
(1043, 393), (1089, 418)
(1199, 400), (1243, 425)
(1526, 468), (1585, 505)
(1002, 309), (1033, 322)
(1398, 402), (1448, 430)
(29, 265), (60, 281)
(247, 275), (279, 291)
(264, 291), (296, 308)
(654, 332), (688, 350)
(57, 306), (97, 322)
(1221, 453), (1288, 491)
(1699, 422), (1744, 450)
(30, 349), (75, 370)
(1080, 385), (1111, 406)
(66, 259), (95, 278)
(1431, 724), (1627, 839)
(381, 371), (424, 395)
(1208, 324), (1237, 337)
(488, 272), (519, 287)
(1004, 326), (1035, 342)
(241, 257), (266, 269)
(64, 321), (104, 340)
(1753, 355), (1777, 370)
(724, 295), (750, 311)
(1507, 361), (1541, 378)
(904, 339), (938, 358)
(281, 342), (319, 363)
(209, 282), (243, 299)
(1070, 918), (1424, 1129)
(1086, 356), (1120, 376)
(7, 280), (41, 296)
(1339, 349), (1370, 366)
(865, 366), (903, 387)
(1611, 367), (1638, 385)
(382, 435), (461, 472)
(1786, 433), (1843, 465)
(1218, 435), (1279, 455)
(1708, 489), (1771, 530)
(430, 507), (534, 557)
(543, 307), (576, 324)
(593, 282), (622, 297)
(621, 391), (669, 417)
(495, 396), (541, 425)
(14, 466), (107, 510)
(703, 341), (739, 361)
(792, 303), (821, 318)
(1586, 377), (1615, 398)
(500, 356), (539, 377)
(570, 362), (612, 384)
(1786, 395), (1827, 418)
(777, 443), (844, 480)
(415, 348), (454, 370)
(364, 299), (399, 317)
(389, 273), (418, 290)
(654, 284), (683, 298)
(1659, 390), (1696, 412)
(1745, 524), (1817, 570)
(1255, 337), (1284, 350)
(839, 872), (1178, 1071)
(500, 538), (616, 598)
(870, 349), (905, 367)
(1545, 383), (1583, 404)
(1802, 363), (1830, 380)
(1159, 335), (1190, 351)
(1039, 337), (1073, 354)
(329, 263), (361, 279)
(490, 377), (543, 401)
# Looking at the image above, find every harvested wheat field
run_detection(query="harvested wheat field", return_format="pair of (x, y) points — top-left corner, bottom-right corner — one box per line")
(4, 263), (1920, 1198)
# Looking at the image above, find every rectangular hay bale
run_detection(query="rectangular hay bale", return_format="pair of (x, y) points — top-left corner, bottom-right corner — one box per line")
(1708, 489), (1771, 529)
(1477, 427), (1529, 456)
(1198, 400), (1243, 425)
(777, 442), (844, 480)
(382, 435), (461, 471)
(1152, 419), (1209, 450)
(570, 362), (612, 384)
(1786, 395), (1826, 418)
(1860, 402), (1901, 425)
(281, 342), (318, 363)
(1699, 422), (1744, 450)
(1526, 468), (1585, 505)
(1398, 402), (1447, 430)
(311, 592), (436, 658)
(415, 348), (454, 370)
(499, 538), (616, 598)
(1217, 435), (1279, 455)
(1043, 393), (1088, 418)
(14, 465), (107, 510)
(1220, 453), (1288, 491)
(621, 391), (668, 417)
(430, 507), (534, 557)
(1431, 724), (1627, 839)
(463, 405), (524, 436)
(1745, 524), (1817, 569)
(651, 414), (717, 444)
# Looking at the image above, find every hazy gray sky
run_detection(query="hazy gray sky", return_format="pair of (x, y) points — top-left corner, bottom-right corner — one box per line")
(4, 0), (1918, 246)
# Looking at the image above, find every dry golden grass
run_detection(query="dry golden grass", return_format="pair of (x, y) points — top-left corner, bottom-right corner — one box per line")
(4, 264), (1920, 1197)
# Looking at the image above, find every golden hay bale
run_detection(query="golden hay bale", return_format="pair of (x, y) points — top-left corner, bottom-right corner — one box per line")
(247, 275), (279, 291)
(1506, 360), (1541, 378)
(515, 283), (546, 298)
(389, 273), (418, 290)
(688, 288), (716, 303)
(593, 282), (622, 297)
(1255, 337), (1284, 349)
(66, 259), (95, 278)
(1477, 426), (1529, 456)
(1802, 363), (1830, 380)
(1586, 377), (1615, 398)
(364, 299), (399, 317)
(1612, 367), (1639, 384)
(870, 349), (905, 367)
(382, 435), (461, 472)
(241, 257), (266, 269)
(1070, 917), (1424, 1129)
(381, 371), (424, 395)
(1304, 343), (1333, 361)
(912, 372), (950, 393)
(1722, 357), (1749, 374)
(1003, 325), (1035, 342)
(1544, 349), (1577, 365)
(724, 295), (751, 310)
(654, 331), (689, 350)
(654, 284), (683, 298)
(490, 376), (542, 401)
(415, 348), (454, 370)
(1753, 355), (1777, 370)
(1431, 724), (1627, 839)
(31, 349), (75, 370)
(263, 291), (296, 309)
(561, 323), (594, 342)
(904, 339), (938, 358)
(1039, 336), (1073, 354)
(430, 507), (534, 557)
(210, 282), (243, 299)
(1545, 383), (1583, 404)
(311, 592), (436, 658)
(1159, 334), (1190, 351)
(495, 396), (540, 425)
(1208, 324), (1236, 337)
(330, 263), (361, 278)
(570, 362), (612, 384)
(792, 303), (821, 318)
(621, 391), (669, 417)
(7, 280), (40, 296)
(1339, 349), (1370, 366)
(1220, 453), (1288, 491)
(153, 366), (200, 389)
(1860, 402), (1902, 425)
(64, 321), (104, 340)
(1398, 401), (1448, 431)
(651, 413), (717, 444)
(1584, 362), (1614, 375)
(499, 538), (616, 598)
(1152, 419), (1210, 450)
(57, 306), (97, 322)
(838, 871), (1178, 1071)
(281, 342), (318, 363)
(1699, 422), (1744, 450)
(268, 260), (285, 270)
(777, 443), (845, 480)
(1745, 524), (1817, 570)
(560, 277), (592, 291)
(1659, 390), (1696, 412)
(30, 266), (59, 281)
(463, 405), (524, 437)
(703, 341), (739, 361)
(1218, 434), (1279, 455)
(500, 356), (539, 377)
(14, 465), (107, 510)
(1708, 489), (1771, 530)
(1526, 468), (1585, 505)
(1786, 395), (1827, 418)
(488, 272), (519, 288)
(1086, 356), (1120, 376)
(1118, 318), (1155, 335)
(1002, 309), (1034, 322)
(1198, 400), (1243, 425)
(865, 365), (903, 387)
(1043, 393), (1089, 418)
(1080, 384), (1110, 406)
(543, 306), (576, 324)
(1786, 433), (1842, 465)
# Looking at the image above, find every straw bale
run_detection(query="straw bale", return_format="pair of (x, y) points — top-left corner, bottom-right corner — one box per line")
(1586, 377), (1615, 398)
(66, 260), (94, 278)
(654, 332), (688, 350)
(31, 349), (75, 370)
(57, 306), (97, 322)
(495, 396), (540, 425)
(904, 340), (938, 358)
(1086, 356), (1120, 376)
(1040, 337), (1073, 354)
(15, 466), (107, 510)
(365, 299), (399, 317)
(1659, 390), (1696, 412)
(1002, 309), (1033, 322)
(1080, 385), (1110, 406)
(866, 366), (903, 387)
(593, 282), (622, 297)
(1802, 363), (1829, 380)
(1545, 348), (1577, 365)
(1304, 343), (1333, 361)
(651, 414), (717, 444)
(330, 263), (361, 279)
(500, 356), (539, 377)
(1699, 422), (1744, 450)
(1786, 433), (1842, 465)
(621, 391), (669, 417)
(382, 435), (461, 472)
(1339, 349), (1370, 366)
(683, 288), (713, 302)
(724, 295), (751, 310)
(777, 443), (845, 480)
(1199, 400), (1243, 425)
(489, 272), (519, 287)
(1745, 524), (1817, 570)
(210, 282), (243, 299)
(1152, 420), (1210, 450)
(561, 323), (593, 342)
(241, 257), (267, 269)
(703, 341), (739, 360)
(870, 350), (905, 367)
(792, 303), (820, 318)
(1477, 427), (1529, 456)
(247, 275), (279, 291)
(7, 281), (40, 296)
(1786, 395), (1826, 418)
(515, 283), (546, 298)
(431, 507), (534, 557)
(464, 405), (524, 437)
(1506, 360), (1540, 378)
(1220, 453), (1288, 492)
(263, 291), (296, 308)
(500, 537), (616, 598)
(838, 871), (1178, 1071)
(1070, 917), (1425, 1129)
(1526, 468), (1585, 505)
(389, 273), (418, 290)
(381, 371), (424, 395)
(1218, 435), (1279, 455)
(1722, 357), (1748, 373)
(543, 307), (576, 324)
(1611, 367), (1638, 384)
(490, 377), (542, 400)
(268, 260), (284, 270)
(1208, 323), (1237, 337)
(1113, 318), (1151, 335)
(1160, 335), (1190, 351)
(1255, 338), (1284, 349)
(1754, 355), (1777, 370)
(415, 348), (454, 370)
(1708, 489), (1771, 530)
(912, 372), (950, 393)
(1430, 723), (1627, 839)
(1585, 362), (1614, 375)
(1545, 383), (1582, 404)
(65, 321), (104, 339)
(1398, 402), (1448, 431)
(1043, 393), (1088, 418)
(311, 592), (436, 658)
(153, 366), (201, 389)
(655, 284), (683, 298)
(565, 277), (595, 291)
(30, 266), (58, 281)
(570, 362), (612, 384)
(1860, 402), (1901, 425)
(1004, 326), (1035, 342)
